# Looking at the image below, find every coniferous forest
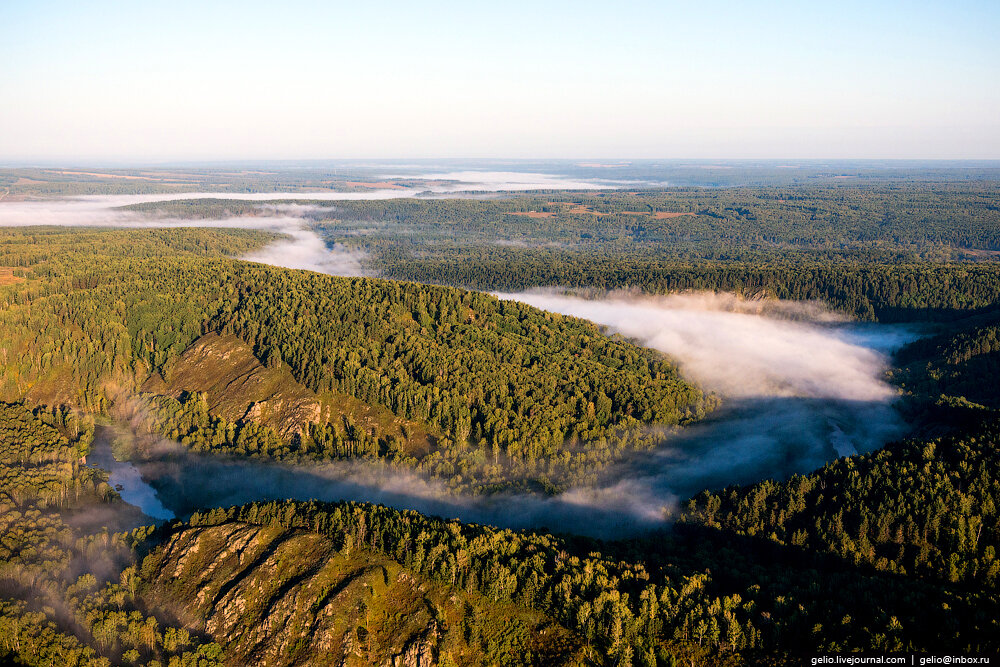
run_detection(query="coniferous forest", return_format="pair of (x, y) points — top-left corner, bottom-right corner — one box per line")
(1, 168), (1000, 665)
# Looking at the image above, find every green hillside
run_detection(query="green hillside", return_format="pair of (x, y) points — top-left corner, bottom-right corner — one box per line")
(0, 227), (707, 493)
(3, 187), (1000, 664)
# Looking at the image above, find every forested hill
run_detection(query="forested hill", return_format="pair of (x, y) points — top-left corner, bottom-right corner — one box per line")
(4, 404), (1000, 664)
(135, 410), (1000, 664)
(892, 307), (1000, 418)
(0, 227), (707, 493)
(679, 417), (1000, 588)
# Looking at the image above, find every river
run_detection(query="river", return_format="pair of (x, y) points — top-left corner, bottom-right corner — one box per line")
(84, 306), (918, 538)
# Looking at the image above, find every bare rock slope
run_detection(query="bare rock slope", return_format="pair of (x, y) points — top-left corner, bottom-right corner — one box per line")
(142, 332), (433, 453)
(141, 521), (581, 666)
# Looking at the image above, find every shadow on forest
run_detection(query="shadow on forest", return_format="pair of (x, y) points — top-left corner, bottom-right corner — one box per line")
(605, 524), (994, 653)
(96, 395), (907, 540)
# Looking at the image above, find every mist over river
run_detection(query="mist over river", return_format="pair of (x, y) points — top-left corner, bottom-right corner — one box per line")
(91, 295), (917, 538)
(2, 186), (921, 537)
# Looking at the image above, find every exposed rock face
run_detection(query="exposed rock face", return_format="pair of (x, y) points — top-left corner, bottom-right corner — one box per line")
(19, 331), (315, 428)
(140, 331), (434, 454)
(141, 331), (322, 438)
(142, 523), (445, 666)
(243, 399), (321, 433)
(141, 521), (583, 667)
(387, 622), (438, 667)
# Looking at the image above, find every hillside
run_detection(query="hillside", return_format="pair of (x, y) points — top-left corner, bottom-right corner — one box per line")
(141, 521), (581, 666)
(0, 402), (226, 666)
(140, 331), (435, 454)
(679, 417), (1000, 587)
(891, 309), (1000, 421)
(0, 227), (708, 493)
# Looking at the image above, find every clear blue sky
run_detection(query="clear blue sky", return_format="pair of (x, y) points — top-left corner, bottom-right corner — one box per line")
(1, 0), (997, 161)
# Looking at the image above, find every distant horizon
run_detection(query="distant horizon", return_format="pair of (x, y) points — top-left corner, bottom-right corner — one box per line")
(4, 157), (1000, 169)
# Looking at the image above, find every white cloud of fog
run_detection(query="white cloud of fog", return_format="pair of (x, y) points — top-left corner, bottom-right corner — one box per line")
(1, 191), (921, 537)
(108, 439), (670, 537)
(483, 289), (919, 530)
(501, 290), (912, 401)
(0, 192), (416, 228)
(380, 170), (629, 191)
(242, 226), (369, 277)
(0, 194), (382, 277)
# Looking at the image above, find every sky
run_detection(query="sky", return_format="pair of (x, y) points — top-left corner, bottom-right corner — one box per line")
(1, 0), (998, 161)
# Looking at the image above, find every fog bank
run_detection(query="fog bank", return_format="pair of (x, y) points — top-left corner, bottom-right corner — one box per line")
(0, 190), (921, 537)
(112, 443), (668, 537)
(0, 195), (380, 276)
(98, 291), (916, 538)
(494, 290), (917, 513)
(241, 226), (370, 276)
(379, 170), (632, 191)
(502, 291), (912, 401)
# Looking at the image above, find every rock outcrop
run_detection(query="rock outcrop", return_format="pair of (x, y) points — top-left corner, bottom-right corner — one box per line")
(140, 520), (582, 666)
(141, 332), (321, 438)
(140, 331), (432, 453)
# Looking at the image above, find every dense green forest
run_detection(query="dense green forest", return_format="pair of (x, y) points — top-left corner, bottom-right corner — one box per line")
(305, 184), (1000, 257)
(120, 184), (1000, 320)
(680, 417), (1000, 586)
(0, 227), (708, 493)
(892, 311), (1000, 415)
(4, 179), (1000, 664)
(299, 186), (1000, 320)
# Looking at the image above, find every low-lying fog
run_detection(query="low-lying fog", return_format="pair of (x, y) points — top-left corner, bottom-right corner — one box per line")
(0, 173), (615, 275)
(378, 170), (642, 190)
(506, 291), (900, 402)
(4, 188), (918, 537)
(93, 290), (916, 538)
(503, 291), (917, 498)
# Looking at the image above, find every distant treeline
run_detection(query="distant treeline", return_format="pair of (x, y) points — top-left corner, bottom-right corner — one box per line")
(311, 184), (1000, 254)
(290, 185), (1000, 319)
(379, 256), (1000, 321)
(107, 185), (1000, 321)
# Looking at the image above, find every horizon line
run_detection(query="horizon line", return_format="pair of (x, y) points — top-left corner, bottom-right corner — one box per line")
(3, 157), (1000, 168)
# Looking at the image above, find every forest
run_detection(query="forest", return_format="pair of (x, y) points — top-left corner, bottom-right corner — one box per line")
(304, 186), (1000, 322)
(0, 227), (709, 494)
(2, 397), (999, 665)
(1, 178), (1000, 665)
(120, 184), (1000, 320)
